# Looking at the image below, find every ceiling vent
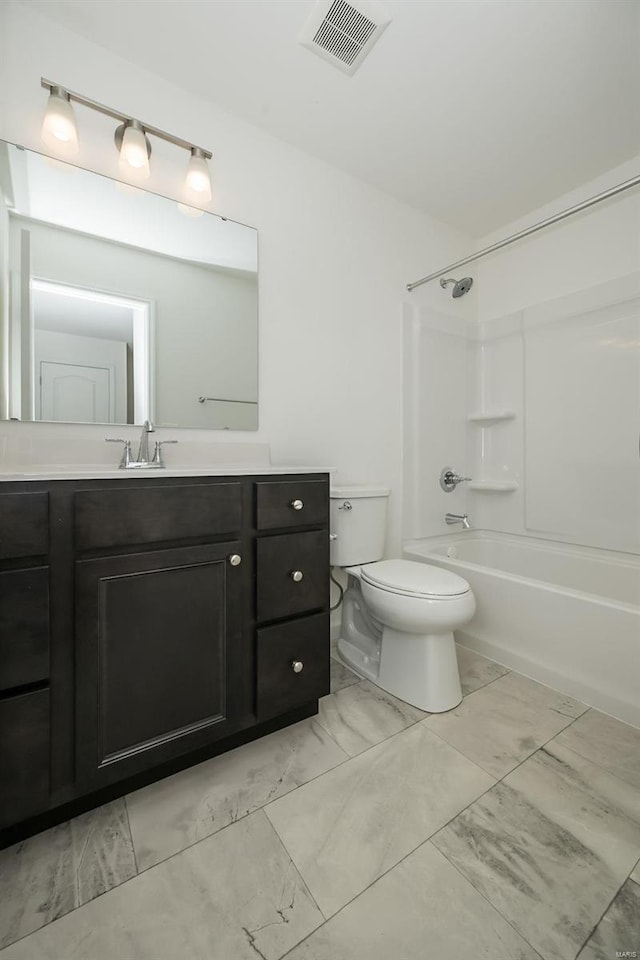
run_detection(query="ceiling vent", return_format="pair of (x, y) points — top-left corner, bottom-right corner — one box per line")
(299, 0), (391, 76)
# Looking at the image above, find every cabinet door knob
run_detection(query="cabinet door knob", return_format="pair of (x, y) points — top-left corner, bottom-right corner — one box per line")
(229, 554), (242, 566)
(290, 499), (304, 511)
(290, 570), (304, 582)
(291, 660), (304, 673)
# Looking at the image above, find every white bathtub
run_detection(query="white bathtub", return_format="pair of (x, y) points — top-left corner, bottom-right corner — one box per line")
(403, 532), (640, 728)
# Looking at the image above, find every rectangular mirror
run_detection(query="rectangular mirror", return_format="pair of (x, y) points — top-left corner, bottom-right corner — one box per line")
(0, 139), (258, 430)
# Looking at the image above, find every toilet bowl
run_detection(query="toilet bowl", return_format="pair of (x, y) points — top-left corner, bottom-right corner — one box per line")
(330, 485), (475, 713)
(348, 559), (475, 711)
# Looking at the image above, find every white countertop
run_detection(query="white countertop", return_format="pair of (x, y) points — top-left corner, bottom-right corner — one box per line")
(0, 465), (334, 482)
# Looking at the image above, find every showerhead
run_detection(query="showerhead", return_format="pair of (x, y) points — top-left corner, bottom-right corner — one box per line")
(439, 276), (474, 298)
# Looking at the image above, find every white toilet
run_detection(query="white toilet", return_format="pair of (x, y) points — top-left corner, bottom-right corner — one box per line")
(331, 486), (475, 712)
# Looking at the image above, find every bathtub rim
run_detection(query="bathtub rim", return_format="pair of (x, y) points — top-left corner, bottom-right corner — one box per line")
(403, 529), (640, 612)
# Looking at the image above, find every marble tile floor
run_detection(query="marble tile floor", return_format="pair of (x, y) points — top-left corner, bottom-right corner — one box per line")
(1, 644), (639, 960)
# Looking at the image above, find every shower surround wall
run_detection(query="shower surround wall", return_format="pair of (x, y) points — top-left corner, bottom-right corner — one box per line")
(470, 157), (640, 555)
(470, 276), (640, 555)
(404, 157), (640, 555)
(402, 304), (477, 540)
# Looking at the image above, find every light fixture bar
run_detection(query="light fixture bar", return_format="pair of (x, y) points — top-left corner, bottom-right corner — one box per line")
(41, 77), (212, 159)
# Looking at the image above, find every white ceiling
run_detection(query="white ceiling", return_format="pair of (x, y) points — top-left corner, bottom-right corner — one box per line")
(26, 0), (640, 235)
(32, 285), (135, 343)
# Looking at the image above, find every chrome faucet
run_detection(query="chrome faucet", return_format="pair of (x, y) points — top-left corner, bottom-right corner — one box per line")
(105, 420), (178, 469)
(445, 513), (471, 530)
(137, 420), (155, 463)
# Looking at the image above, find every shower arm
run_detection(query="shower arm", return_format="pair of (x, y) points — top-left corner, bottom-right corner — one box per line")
(407, 173), (640, 292)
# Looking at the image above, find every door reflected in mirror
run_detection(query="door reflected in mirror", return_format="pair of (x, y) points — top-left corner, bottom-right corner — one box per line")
(0, 140), (258, 430)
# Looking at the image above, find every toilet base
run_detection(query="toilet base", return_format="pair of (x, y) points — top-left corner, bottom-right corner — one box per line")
(337, 629), (463, 713)
(378, 628), (462, 712)
(336, 636), (378, 686)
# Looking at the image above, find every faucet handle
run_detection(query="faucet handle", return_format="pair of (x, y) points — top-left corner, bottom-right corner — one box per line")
(105, 438), (133, 468)
(151, 439), (178, 467)
(440, 467), (472, 492)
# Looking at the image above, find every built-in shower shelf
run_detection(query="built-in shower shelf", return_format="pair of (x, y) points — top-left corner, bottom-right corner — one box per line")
(467, 410), (516, 423)
(468, 480), (518, 492)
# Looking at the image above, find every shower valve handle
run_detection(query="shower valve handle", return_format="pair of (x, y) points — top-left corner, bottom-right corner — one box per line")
(440, 467), (472, 492)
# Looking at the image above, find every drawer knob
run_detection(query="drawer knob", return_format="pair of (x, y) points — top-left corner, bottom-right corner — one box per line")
(229, 554), (242, 566)
(290, 499), (304, 511)
(291, 570), (304, 582)
(291, 660), (304, 674)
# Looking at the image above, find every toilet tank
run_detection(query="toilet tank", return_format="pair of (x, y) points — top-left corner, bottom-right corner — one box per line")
(330, 485), (390, 566)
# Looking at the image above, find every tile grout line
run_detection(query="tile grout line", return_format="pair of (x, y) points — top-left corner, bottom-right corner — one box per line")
(0, 665), (546, 952)
(570, 882), (633, 960)
(123, 795), (139, 878)
(411, 708), (603, 960)
(266, 740), (512, 956)
(122, 729), (356, 879)
(259, 809), (328, 923)
(0, 721), (352, 953)
(431, 840), (547, 960)
(427, 704), (640, 960)
(546, 729), (640, 793)
(0, 663), (611, 956)
(274, 766), (543, 960)
(421, 699), (588, 782)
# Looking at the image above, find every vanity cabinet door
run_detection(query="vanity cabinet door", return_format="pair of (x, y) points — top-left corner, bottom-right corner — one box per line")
(75, 542), (246, 789)
(0, 689), (50, 829)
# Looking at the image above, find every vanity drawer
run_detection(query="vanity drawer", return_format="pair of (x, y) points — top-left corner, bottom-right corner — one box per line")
(0, 688), (50, 828)
(255, 479), (328, 530)
(256, 612), (329, 720)
(0, 567), (50, 692)
(0, 492), (49, 560)
(75, 483), (243, 549)
(256, 530), (328, 622)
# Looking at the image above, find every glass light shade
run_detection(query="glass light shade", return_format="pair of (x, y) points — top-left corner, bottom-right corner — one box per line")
(177, 202), (205, 218)
(41, 90), (79, 156)
(119, 122), (150, 181)
(185, 149), (212, 202)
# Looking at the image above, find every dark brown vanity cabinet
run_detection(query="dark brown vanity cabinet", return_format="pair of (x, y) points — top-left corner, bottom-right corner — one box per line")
(0, 473), (330, 839)
(0, 492), (51, 829)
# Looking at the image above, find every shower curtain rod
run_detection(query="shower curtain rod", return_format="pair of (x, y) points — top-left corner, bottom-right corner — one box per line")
(406, 173), (640, 292)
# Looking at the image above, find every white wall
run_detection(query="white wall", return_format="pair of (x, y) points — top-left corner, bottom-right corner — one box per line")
(0, 0), (472, 554)
(475, 158), (640, 322)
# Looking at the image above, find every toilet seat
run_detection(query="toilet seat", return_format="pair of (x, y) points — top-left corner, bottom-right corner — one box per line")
(361, 559), (470, 600)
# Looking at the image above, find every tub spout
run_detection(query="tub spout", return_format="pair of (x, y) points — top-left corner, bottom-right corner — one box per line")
(445, 513), (471, 530)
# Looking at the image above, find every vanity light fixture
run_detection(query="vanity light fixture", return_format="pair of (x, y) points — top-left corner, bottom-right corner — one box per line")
(115, 119), (151, 181)
(40, 78), (213, 198)
(185, 147), (212, 202)
(41, 86), (79, 156)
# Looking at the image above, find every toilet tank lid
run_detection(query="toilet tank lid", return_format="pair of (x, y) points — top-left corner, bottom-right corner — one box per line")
(331, 485), (390, 498)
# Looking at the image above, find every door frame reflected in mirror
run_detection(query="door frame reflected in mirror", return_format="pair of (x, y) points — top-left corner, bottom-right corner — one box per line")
(27, 278), (154, 426)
